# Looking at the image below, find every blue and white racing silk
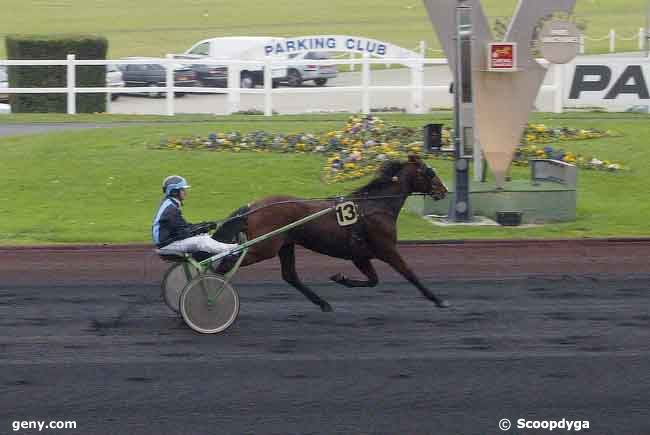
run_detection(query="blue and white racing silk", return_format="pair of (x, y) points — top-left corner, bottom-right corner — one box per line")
(151, 197), (206, 247)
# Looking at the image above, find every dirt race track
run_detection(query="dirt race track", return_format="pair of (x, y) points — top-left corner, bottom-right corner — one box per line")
(1, 240), (649, 435)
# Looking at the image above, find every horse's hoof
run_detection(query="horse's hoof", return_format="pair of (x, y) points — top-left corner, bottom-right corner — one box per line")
(330, 273), (345, 283)
(320, 302), (333, 312)
(436, 299), (450, 308)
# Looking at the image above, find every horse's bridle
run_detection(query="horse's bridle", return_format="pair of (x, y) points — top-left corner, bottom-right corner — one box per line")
(414, 163), (447, 200)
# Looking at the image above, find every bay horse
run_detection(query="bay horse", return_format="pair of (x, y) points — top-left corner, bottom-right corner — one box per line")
(213, 154), (449, 312)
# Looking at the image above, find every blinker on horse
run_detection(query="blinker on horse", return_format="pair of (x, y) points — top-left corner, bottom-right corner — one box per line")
(214, 154), (449, 312)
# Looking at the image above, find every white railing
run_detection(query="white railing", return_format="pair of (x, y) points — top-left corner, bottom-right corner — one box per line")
(0, 54), (564, 116)
(580, 28), (649, 54)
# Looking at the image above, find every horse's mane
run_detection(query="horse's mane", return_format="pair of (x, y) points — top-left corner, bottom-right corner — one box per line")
(351, 160), (406, 196)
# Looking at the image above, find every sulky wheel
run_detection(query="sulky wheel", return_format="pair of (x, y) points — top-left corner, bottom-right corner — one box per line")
(180, 274), (240, 334)
(161, 262), (199, 313)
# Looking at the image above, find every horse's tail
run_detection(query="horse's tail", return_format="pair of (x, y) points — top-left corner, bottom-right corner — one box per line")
(213, 205), (250, 243)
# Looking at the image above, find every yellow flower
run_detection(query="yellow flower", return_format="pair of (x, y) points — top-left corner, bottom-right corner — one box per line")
(344, 163), (356, 169)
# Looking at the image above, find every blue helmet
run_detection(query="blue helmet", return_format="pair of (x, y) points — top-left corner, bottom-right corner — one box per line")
(162, 175), (191, 196)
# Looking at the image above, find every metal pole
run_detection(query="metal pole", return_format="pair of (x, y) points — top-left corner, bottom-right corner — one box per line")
(449, 1), (472, 222)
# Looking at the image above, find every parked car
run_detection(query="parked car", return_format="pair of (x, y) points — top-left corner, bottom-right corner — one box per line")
(178, 37), (288, 88)
(174, 55), (228, 87)
(0, 66), (8, 103)
(106, 64), (125, 101)
(284, 51), (338, 87)
(117, 58), (198, 97)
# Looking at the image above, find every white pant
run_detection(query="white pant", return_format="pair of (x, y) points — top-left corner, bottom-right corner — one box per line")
(163, 234), (237, 254)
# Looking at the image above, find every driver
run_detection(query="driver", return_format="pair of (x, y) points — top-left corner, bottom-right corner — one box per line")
(152, 175), (237, 254)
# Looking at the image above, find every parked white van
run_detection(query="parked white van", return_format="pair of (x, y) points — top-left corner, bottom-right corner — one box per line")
(179, 37), (288, 88)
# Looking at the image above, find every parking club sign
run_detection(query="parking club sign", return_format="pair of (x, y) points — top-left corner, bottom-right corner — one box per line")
(263, 35), (420, 59)
(488, 42), (517, 71)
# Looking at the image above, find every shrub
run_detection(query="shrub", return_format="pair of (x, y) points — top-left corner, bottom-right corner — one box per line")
(5, 34), (108, 113)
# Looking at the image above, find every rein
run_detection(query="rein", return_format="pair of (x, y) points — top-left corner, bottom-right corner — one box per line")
(210, 193), (430, 229)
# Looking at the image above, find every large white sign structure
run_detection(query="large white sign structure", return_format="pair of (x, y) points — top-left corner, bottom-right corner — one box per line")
(423, 0), (578, 189)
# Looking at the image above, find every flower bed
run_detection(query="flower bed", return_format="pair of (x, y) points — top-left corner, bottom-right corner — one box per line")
(153, 116), (624, 183)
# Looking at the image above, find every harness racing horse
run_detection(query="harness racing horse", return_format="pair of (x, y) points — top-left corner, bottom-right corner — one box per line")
(213, 154), (449, 312)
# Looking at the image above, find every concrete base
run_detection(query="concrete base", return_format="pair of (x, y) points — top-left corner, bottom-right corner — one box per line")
(425, 215), (543, 228)
(407, 180), (576, 224)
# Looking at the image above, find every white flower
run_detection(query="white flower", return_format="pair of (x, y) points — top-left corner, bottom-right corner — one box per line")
(607, 163), (621, 170)
(590, 158), (603, 166)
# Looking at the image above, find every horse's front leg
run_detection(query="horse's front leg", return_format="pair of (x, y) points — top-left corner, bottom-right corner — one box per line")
(331, 258), (379, 288)
(279, 244), (333, 312)
(377, 248), (449, 308)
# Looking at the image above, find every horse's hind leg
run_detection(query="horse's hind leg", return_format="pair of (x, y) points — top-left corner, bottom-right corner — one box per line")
(378, 249), (449, 308)
(330, 258), (379, 288)
(279, 244), (333, 312)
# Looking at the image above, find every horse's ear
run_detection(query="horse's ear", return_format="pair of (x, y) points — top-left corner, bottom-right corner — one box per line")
(407, 153), (420, 163)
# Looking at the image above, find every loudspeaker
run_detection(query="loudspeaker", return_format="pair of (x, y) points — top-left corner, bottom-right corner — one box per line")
(423, 123), (443, 152)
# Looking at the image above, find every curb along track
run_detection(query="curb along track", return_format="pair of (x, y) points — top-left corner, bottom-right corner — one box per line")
(1, 238), (649, 287)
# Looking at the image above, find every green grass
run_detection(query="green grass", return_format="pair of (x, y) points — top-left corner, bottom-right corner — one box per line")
(1, 112), (649, 245)
(0, 0), (648, 59)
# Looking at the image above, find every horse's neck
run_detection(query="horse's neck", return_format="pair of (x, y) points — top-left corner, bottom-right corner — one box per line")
(363, 183), (410, 219)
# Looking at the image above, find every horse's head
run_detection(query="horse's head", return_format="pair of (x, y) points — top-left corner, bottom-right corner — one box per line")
(403, 154), (448, 201)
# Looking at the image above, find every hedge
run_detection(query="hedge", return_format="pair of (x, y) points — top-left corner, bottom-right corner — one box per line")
(5, 35), (108, 113)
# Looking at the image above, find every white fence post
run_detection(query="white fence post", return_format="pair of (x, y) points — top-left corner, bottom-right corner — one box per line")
(609, 29), (616, 52)
(227, 62), (241, 114)
(105, 90), (111, 113)
(361, 53), (370, 114)
(579, 34), (585, 54)
(264, 58), (273, 116)
(66, 54), (76, 115)
(165, 54), (174, 116)
(410, 58), (424, 114)
(640, 28), (645, 51)
(419, 40), (426, 57)
(349, 52), (355, 72)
